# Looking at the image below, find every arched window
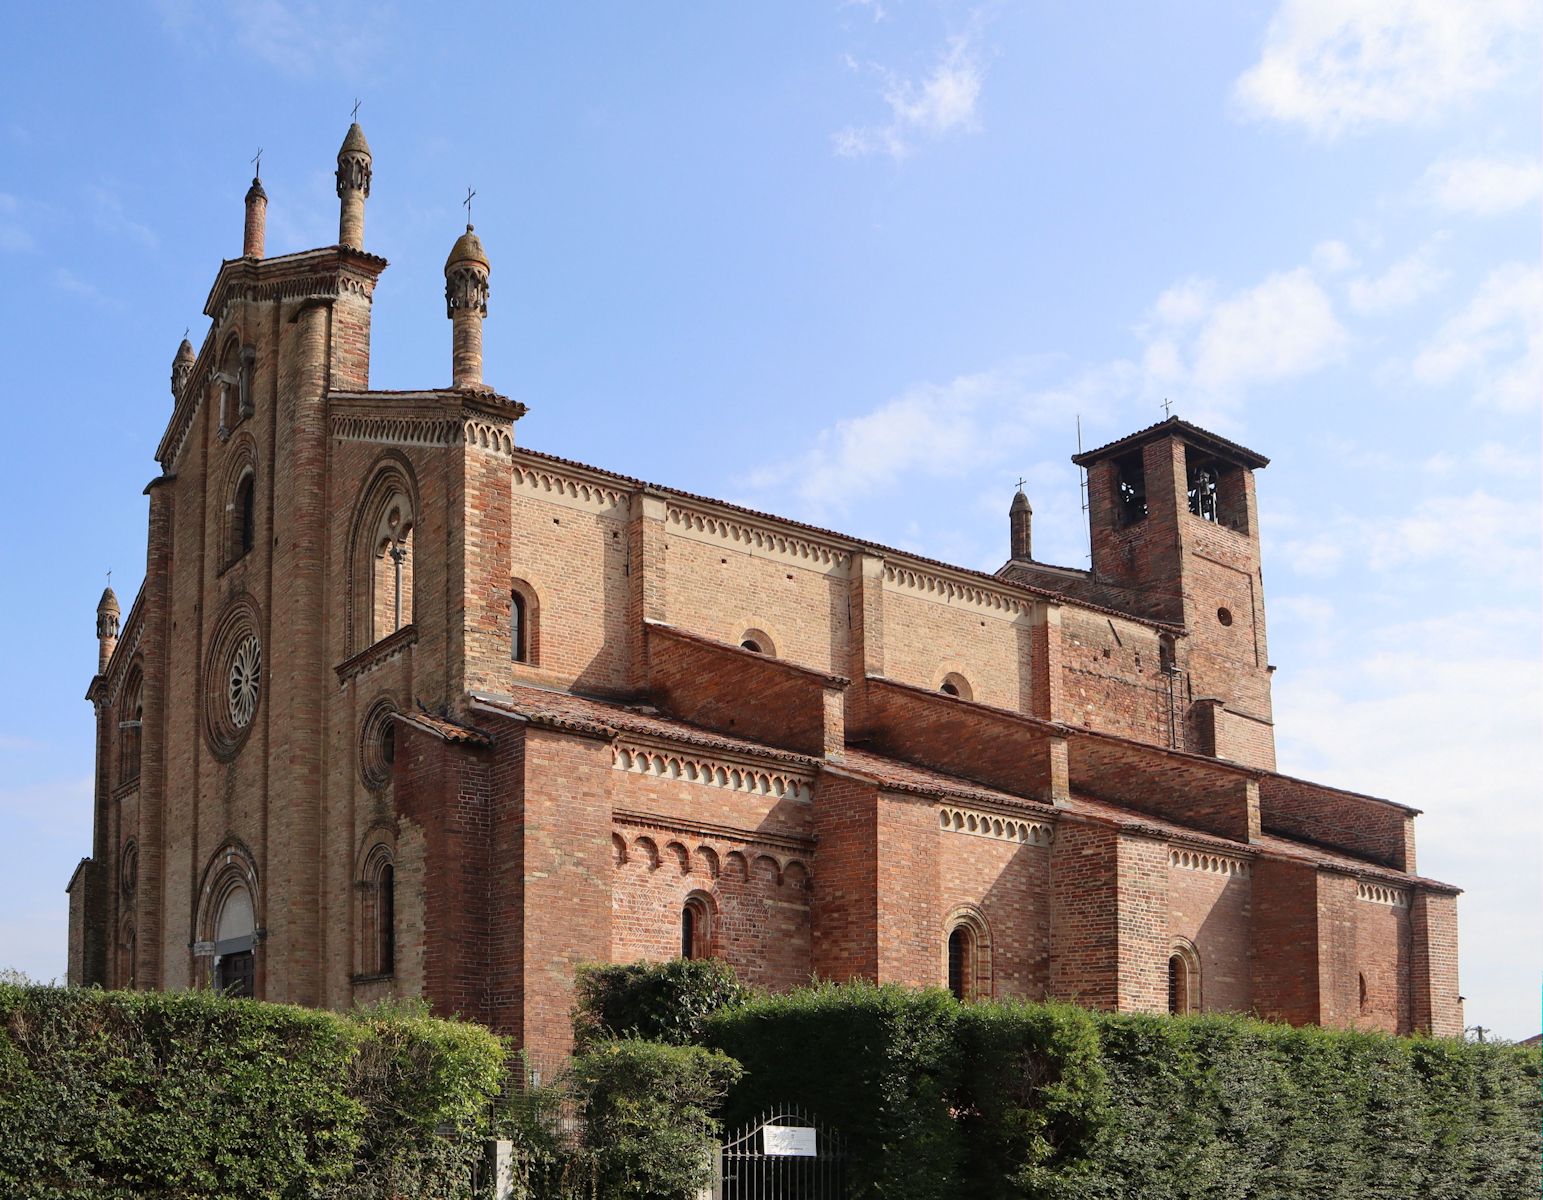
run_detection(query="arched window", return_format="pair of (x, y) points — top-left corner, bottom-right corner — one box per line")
(944, 909), (990, 1001)
(1168, 940), (1200, 1015)
(234, 471), (256, 559)
(511, 579), (540, 665)
(213, 885), (256, 998)
(118, 670), (143, 785)
(378, 863), (395, 975)
(120, 922), (136, 991)
(739, 628), (776, 657)
(511, 591), (527, 662)
(681, 893), (713, 960)
(349, 463), (420, 652)
(939, 672), (972, 701)
(1359, 972), (1369, 1015)
(360, 844), (396, 977)
(373, 501), (414, 641)
(948, 926), (972, 999)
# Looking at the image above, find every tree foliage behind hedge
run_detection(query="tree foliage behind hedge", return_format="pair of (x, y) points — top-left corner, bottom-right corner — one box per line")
(704, 982), (1542, 1200)
(0, 985), (504, 1200)
(572, 958), (747, 1048)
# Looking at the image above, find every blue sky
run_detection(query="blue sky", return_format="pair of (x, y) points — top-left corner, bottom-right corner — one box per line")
(1, 1), (1537, 1035)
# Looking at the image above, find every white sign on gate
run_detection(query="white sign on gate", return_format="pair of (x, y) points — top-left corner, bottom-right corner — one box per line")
(762, 1125), (817, 1157)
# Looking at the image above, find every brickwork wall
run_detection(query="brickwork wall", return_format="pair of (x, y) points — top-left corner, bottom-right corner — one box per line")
(936, 827), (1050, 999)
(1352, 895), (1411, 1034)
(1048, 821), (1121, 1008)
(611, 822), (811, 991)
(879, 583), (1033, 712)
(862, 678), (1062, 802)
(872, 790), (942, 986)
(1314, 872), (1360, 1029)
(645, 623), (842, 755)
(1250, 858), (1320, 1025)
(1166, 852), (1252, 1013)
(810, 773), (879, 982)
(519, 730), (613, 1055)
(1059, 608), (1173, 744)
(1259, 775), (1415, 871)
(661, 516), (847, 675)
(1409, 890), (1463, 1037)
(504, 479), (629, 695)
(1114, 833), (1170, 1012)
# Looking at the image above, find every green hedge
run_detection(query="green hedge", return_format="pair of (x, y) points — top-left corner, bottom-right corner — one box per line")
(0, 985), (505, 1200)
(705, 983), (1542, 1200)
(572, 958), (747, 1048)
(572, 1039), (742, 1200)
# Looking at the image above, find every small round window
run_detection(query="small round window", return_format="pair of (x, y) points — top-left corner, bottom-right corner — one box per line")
(360, 699), (400, 790)
(1217, 607), (1233, 627)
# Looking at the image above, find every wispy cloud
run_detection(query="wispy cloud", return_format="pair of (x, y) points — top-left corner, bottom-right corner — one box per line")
(0, 193), (34, 253)
(154, 0), (384, 78)
(50, 268), (114, 307)
(1412, 262), (1541, 410)
(1234, 0), (1539, 138)
(90, 185), (157, 249)
(834, 26), (984, 160)
(1421, 154), (1543, 216)
(1345, 239), (1448, 314)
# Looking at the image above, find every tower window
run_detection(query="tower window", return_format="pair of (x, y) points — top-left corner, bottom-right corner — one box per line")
(740, 639), (762, 654)
(378, 862), (395, 975)
(940, 681), (959, 697)
(1188, 461), (1219, 522)
(938, 673), (972, 700)
(1113, 451), (1147, 525)
(511, 592), (527, 662)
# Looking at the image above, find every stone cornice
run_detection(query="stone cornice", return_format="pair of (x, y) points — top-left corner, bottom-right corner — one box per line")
(884, 561), (1036, 618)
(334, 624), (417, 684)
(329, 390), (526, 456)
(613, 741), (815, 803)
(666, 503), (851, 570)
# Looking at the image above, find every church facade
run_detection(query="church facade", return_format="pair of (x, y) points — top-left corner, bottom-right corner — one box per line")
(69, 124), (1463, 1055)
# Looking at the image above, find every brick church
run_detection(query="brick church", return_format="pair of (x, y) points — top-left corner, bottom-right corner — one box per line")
(68, 122), (1463, 1053)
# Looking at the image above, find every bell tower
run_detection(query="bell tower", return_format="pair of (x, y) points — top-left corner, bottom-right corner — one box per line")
(1072, 417), (1275, 768)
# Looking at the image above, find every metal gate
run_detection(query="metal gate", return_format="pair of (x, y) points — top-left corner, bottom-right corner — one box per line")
(716, 1106), (847, 1199)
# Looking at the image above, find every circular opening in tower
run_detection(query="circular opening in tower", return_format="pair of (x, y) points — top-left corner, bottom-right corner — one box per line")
(1216, 607), (1233, 626)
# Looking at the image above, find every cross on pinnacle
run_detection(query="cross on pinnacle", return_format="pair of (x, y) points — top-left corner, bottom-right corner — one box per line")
(251, 147), (262, 179)
(1161, 398), (1174, 419)
(463, 186), (476, 227)
(351, 98), (361, 122)
(1016, 476), (1028, 492)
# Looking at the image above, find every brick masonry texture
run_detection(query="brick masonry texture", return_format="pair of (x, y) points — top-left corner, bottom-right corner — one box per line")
(70, 138), (1463, 1056)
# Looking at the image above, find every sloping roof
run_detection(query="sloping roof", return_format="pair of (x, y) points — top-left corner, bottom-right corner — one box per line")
(511, 445), (1185, 634)
(1071, 416), (1269, 470)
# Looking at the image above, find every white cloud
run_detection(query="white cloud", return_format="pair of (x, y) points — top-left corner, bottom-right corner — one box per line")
(1422, 440), (1537, 479)
(1345, 239), (1448, 314)
(1366, 490), (1540, 575)
(1412, 262), (1542, 410)
(1145, 267), (1349, 406)
(0, 192), (33, 253)
(1275, 607), (1543, 1037)
(1311, 239), (1358, 274)
(1422, 154), (1543, 216)
(745, 358), (1125, 518)
(840, 0), (887, 24)
(834, 30), (984, 159)
(1234, 0), (1540, 137)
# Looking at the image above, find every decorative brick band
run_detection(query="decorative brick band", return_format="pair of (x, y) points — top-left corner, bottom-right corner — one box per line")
(330, 414), (515, 455)
(513, 463), (627, 512)
(612, 743), (813, 803)
(334, 624), (417, 684)
(1357, 881), (1410, 907)
(883, 563), (1035, 617)
(666, 505), (850, 568)
(1168, 847), (1251, 877)
(937, 805), (1053, 846)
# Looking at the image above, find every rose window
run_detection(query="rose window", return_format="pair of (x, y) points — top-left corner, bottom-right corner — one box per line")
(227, 635), (261, 728)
